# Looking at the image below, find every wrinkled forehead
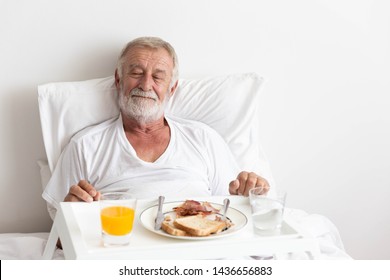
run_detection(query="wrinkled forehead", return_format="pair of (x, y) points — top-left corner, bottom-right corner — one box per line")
(123, 46), (174, 72)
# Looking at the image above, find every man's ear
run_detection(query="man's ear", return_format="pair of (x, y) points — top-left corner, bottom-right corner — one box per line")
(169, 80), (179, 97)
(114, 69), (121, 91)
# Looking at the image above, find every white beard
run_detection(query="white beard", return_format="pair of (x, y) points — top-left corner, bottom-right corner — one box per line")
(119, 87), (170, 125)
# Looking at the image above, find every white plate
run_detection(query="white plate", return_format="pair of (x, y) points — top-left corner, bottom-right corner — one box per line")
(139, 201), (248, 240)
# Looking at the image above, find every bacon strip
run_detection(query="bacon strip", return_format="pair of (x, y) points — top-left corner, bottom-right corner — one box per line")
(173, 200), (220, 217)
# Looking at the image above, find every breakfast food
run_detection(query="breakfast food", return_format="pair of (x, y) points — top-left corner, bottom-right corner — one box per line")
(173, 200), (220, 216)
(173, 215), (227, 236)
(160, 200), (233, 237)
(161, 220), (189, 236)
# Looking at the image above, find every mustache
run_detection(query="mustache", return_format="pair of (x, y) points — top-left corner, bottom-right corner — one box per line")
(130, 88), (158, 100)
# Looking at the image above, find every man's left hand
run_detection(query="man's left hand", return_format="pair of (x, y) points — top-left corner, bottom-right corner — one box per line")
(229, 171), (270, 196)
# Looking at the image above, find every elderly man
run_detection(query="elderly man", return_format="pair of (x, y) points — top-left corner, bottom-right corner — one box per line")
(43, 37), (270, 217)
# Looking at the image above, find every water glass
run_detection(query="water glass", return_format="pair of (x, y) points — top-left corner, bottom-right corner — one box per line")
(249, 188), (287, 234)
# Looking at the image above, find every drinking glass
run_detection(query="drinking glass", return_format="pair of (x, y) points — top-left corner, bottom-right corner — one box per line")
(249, 188), (287, 234)
(100, 192), (136, 246)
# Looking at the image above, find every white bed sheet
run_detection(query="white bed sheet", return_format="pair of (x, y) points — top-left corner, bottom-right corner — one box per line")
(0, 209), (351, 260)
(0, 232), (61, 260)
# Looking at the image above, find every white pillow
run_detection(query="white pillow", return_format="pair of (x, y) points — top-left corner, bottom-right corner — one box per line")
(38, 73), (274, 185)
(38, 77), (120, 172)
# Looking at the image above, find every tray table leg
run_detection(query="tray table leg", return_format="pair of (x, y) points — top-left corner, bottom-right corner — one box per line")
(42, 217), (59, 259)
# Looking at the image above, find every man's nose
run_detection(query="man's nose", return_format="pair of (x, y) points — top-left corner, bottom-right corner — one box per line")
(139, 75), (153, 91)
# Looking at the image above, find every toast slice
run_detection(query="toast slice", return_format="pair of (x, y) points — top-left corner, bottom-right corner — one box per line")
(173, 215), (227, 237)
(161, 220), (189, 236)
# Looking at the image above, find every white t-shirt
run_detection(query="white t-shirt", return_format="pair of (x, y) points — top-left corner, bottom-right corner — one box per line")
(43, 115), (240, 211)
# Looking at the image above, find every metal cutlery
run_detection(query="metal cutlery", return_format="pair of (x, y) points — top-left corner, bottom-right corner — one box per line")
(154, 195), (165, 230)
(221, 198), (230, 221)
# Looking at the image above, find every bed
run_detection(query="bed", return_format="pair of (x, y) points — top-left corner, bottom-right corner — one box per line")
(0, 73), (351, 259)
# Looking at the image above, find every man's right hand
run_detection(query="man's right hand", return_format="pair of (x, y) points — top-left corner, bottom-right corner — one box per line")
(64, 180), (101, 202)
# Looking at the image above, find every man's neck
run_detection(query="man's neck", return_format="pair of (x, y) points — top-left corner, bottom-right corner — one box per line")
(121, 112), (168, 135)
(121, 112), (171, 162)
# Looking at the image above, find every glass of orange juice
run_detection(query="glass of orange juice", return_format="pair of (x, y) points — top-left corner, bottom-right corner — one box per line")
(100, 192), (136, 247)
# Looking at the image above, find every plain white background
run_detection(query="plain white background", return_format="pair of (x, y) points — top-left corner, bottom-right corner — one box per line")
(0, 0), (389, 259)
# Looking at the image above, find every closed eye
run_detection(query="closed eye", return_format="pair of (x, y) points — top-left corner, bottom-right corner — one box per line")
(130, 72), (143, 77)
(153, 75), (164, 81)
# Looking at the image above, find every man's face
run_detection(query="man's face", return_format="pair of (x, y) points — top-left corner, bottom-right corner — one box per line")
(116, 46), (175, 124)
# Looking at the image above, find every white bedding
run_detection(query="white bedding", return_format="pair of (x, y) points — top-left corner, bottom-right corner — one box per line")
(17, 72), (351, 260)
(0, 209), (351, 260)
(0, 232), (62, 260)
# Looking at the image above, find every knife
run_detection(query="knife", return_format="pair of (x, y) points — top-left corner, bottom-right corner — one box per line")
(154, 196), (165, 230)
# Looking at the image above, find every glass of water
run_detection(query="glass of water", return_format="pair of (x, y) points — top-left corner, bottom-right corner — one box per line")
(249, 187), (287, 234)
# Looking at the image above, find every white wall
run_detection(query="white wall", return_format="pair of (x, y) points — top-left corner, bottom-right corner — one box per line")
(0, 0), (389, 259)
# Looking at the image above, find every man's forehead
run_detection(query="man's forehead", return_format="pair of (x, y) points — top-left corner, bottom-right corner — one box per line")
(124, 47), (173, 70)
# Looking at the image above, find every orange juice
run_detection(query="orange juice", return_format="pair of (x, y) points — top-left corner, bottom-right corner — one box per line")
(100, 206), (135, 236)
